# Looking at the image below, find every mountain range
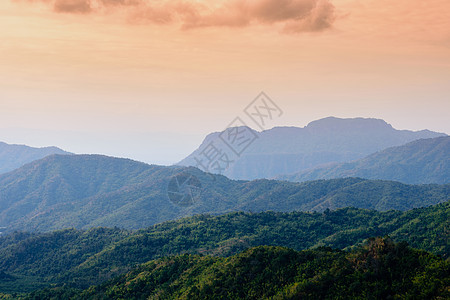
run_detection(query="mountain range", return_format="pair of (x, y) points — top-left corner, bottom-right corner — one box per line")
(0, 141), (70, 175)
(0, 154), (448, 233)
(0, 117), (449, 298)
(179, 117), (446, 180)
(279, 136), (450, 184)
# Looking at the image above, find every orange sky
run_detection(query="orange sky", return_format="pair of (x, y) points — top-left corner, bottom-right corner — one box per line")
(0, 0), (449, 164)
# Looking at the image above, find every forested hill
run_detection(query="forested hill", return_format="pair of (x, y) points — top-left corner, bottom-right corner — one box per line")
(24, 238), (450, 299)
(0, 201), (448, 293)
(0, 154), (449, 233)
(280, 136), (450, 184)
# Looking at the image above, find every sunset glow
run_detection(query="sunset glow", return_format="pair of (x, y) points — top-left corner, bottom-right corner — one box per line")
(1, 0), (449, 163)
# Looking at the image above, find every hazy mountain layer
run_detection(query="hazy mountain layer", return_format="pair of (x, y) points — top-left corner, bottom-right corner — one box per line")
(279, 136), (450, 184)
(0, 141), (70, 174)
(179, 117), (446, 179)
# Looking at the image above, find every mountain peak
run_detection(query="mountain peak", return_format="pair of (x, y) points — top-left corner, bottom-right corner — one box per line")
(306, 117), (393, 131)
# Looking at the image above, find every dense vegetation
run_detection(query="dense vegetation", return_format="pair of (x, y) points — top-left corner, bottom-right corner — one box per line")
(280, 136), (450, 184)
(0, 154), (448, 233)
(23, 238), (450, 299)
(180, 117), (445, 180)
(0, 201), (448, 294)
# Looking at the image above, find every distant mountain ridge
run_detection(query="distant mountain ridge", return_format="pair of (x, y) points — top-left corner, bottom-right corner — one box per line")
(0, 141), (70, 174)
(0, 154), (448, 233)
(279, 136), (450, 184)
(179, 117), (446, 180)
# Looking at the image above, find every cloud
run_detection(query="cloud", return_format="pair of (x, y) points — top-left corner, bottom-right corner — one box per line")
(54, 0), (91, 13)
(205, 0), (335, 32)
(22, 0), (336, 33)
(281, 0), (336, 33)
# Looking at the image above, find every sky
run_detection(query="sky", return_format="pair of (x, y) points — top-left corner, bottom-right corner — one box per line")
(1, 0), (449, 165)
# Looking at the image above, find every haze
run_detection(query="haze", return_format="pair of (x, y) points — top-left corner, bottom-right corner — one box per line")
(1, 0), (449, 164)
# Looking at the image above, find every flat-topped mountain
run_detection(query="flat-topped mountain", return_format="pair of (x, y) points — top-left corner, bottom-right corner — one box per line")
(178, 117), (446, 180)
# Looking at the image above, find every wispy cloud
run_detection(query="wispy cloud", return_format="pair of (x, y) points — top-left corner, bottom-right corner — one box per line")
(21, 0), (336, 33)
(54, 0), (91, 13)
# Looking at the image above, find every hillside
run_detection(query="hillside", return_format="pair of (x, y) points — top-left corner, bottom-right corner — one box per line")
(179, 117), (446, 180)
(280, 136), (450, 184)
(25, 238), (450, 299)
(0, 155), (449, 233)
(0, 201), (448, 293)
(0, 154), (171, 233)
(0, 141), (70, 175)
